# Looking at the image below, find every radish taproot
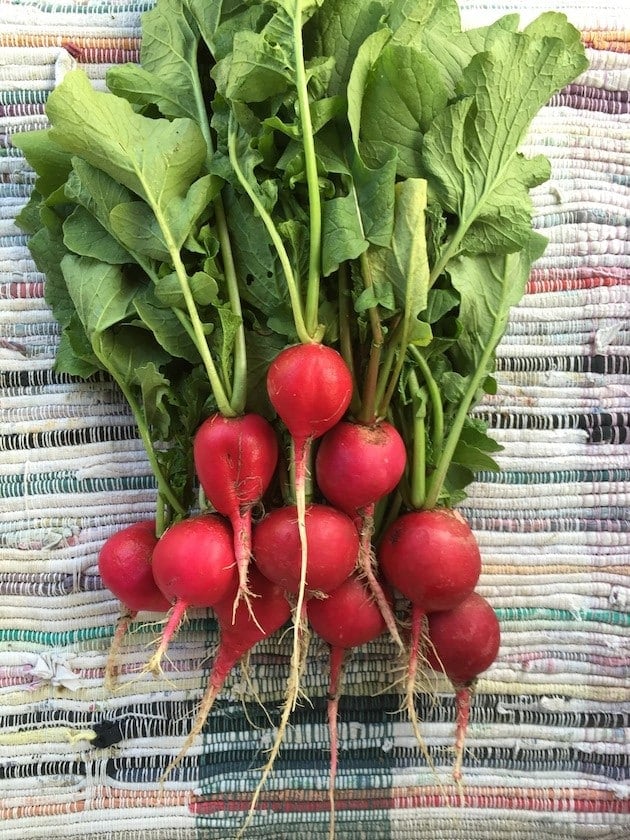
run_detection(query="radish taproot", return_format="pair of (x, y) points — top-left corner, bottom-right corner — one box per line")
(378, 508), (481, 760)
(315, 419), (407, 648)
(97, 519), (169, 688)
(148, 513), (237, 674)
(162, 566), (291, 779)
(193, 412), (279, 614)
(308, 573), (387, 840)
(426, 592), (501, 783)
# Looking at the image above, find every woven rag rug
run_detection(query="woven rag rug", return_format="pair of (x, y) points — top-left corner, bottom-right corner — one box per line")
(0, 1), (628, 838)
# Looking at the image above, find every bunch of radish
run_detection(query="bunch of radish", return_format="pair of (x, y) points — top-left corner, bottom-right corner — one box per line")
(16, 0), (589, 837)
(96, 338), (501, 840)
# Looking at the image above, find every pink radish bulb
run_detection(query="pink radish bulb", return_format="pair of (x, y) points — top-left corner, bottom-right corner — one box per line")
(246, 344), (353, 830)
(426, 592), (500, 686)
(266, 344), (353, 446)
(307, 573), (387, 840)
(162, 566), (291, 779)
(426, 592), (501, 782)
(307, 573), (387, 650)
(378, 508), (481, 613)
(98, 519), (168, 614)
(97, 519), (169, 688)
(252, 503), (359, 596)
(378, 508), (481, 763)
(148, 513), (237, 674)
(315, 420), (406, 516)
(193, 412), (279, 609)
(314, 419), (407, 648)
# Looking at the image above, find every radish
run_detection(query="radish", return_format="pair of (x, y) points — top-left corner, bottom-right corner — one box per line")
(307, 573), (387, 840)
(315, 419), (407, 648)
(426, 592), (500, 784)
(238, 344), (353, 833)
(193, 412), (279, 614)
(244, 501), (359, 822)
(252, 503), (359, 596)
(97, 519), (169, 688)
(378, 508), (481, 760)
(148, 513), (237, 674)
(162, 565), (291, 779)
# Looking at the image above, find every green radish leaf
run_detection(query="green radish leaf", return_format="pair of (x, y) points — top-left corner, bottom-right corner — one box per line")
(359, 43), (449, 178)
(133, 286), (200, 363)
(55, 313), (101, 378)
(46, 70), (206, 209)
(451, 439), (501, 472)
(322, 191), (369, 278)
(304, 0), (389, 97)
(12, 129), (73, 198)
(354, 276), (396, 313)
(223, 191), (292, 325)
(365, 178), (430, 338)
(97, 325), (171, 384)
(448, 231), (547, 372)
(133, 361), (174, 440)
(423, 18), (588, 260)
(423, 287), (459, 323)
(27, 223), (75, 330)
(109, 202), (170, 262)
(63, 206), (131, 264)
(60, 254), (138, 338)
(107, 0), (201, 120)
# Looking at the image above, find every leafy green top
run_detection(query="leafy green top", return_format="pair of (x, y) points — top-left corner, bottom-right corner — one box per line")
(15, 0), (588, 516)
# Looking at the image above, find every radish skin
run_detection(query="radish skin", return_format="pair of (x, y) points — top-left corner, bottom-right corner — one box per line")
(252, 503), (359, 596)
(193, 413), (279, 615)
(378, 509), (482, 763)
(315, 420), (407, 649)
(426, 593), (501, 783)
(148, 513), (237, 674)
(97, 520), (168, 688)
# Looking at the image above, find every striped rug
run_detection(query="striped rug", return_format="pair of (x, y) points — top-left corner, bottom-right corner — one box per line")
(0, 2), (628, 838)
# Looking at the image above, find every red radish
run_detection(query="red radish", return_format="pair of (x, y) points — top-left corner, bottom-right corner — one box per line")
(378, 508), (481, 761)
(315, 419), (407, 648)
(97, 519), (169, 688)
(315, 420), (406, 516)
(148, 513), (237, 674)
(308, 574), (387, 840)
(241, 345), (353, 832)
(378, 508), (481, 612)
(266, 344), (353, 445)
(426, 592), (501, 783)
(162, 566), (291, 779)
(193, 412), (279, 614)
(252, 503), (359, 596)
